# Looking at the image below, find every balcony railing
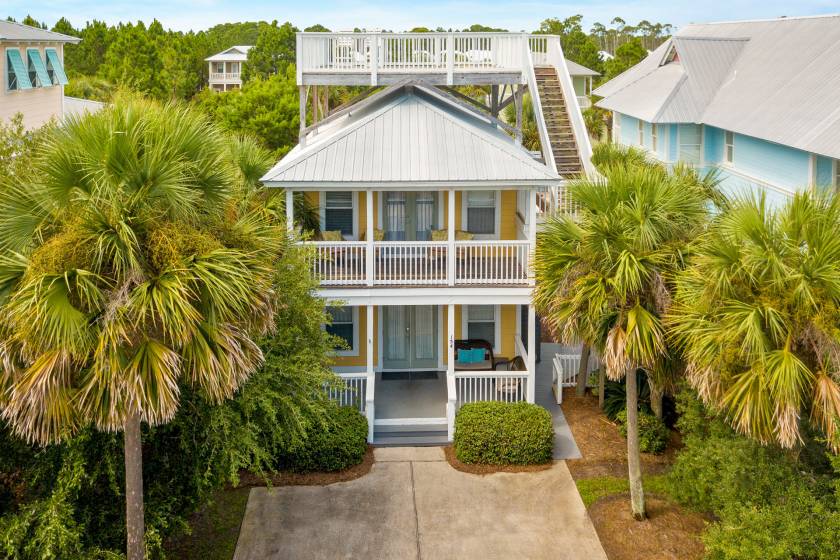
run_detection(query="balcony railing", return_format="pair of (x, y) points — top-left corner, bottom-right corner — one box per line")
(209, 72), (241, 82)
(307, 240), (531, 287)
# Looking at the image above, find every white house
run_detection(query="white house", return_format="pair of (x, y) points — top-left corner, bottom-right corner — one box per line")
(205, 45), (251, 91)
(1, 20), (79, 129)
(264, 31), (593, 444)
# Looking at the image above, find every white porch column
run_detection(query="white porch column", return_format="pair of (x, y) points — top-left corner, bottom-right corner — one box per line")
(527, 304), (536, 403)
(447, 303), (456, 440)
(366, 190), (374, 286)
(447, 189), (456, 286)
(528, 189), (537, 285)
(366, 304), (375, 441)
(286, 189), (294, 234)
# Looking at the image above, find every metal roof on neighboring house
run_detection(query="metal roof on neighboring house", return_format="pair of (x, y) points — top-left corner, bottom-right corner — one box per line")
(565, 59), (600, 77)
(0, 20), (80, 43)
(261, 83), (560, 188)
(205, 45), (252, 62)
(63, 96), (105, 119)
(593, 14), (840, 160)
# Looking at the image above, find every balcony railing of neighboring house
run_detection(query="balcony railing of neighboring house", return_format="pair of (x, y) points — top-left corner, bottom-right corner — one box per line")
(577, 96), (591, 109)
(209, 72), (242, 82)
(307, 240), (532, 287)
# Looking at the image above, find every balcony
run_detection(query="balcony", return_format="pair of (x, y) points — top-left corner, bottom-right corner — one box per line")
(209, 72), (241, 83)
(307, 240), (532, 287)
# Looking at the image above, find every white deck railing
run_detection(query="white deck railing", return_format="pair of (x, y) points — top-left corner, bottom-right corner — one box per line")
(209, 72), (241, 81)
(326, 373), (368, 411)
(551, 351), (601, 404)
(454, 371), (530, 407)
(308, 240), (531, 287)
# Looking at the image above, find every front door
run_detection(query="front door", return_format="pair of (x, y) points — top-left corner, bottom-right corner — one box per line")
(383, 192), (437, 240)
(383, 306), (438, 370)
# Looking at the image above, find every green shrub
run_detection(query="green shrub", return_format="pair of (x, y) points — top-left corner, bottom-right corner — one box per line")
(602, 369), (650, 421)
(616, 410), (669, 454)
(454, 402), (553, 465)
(281, 406), (368, 473)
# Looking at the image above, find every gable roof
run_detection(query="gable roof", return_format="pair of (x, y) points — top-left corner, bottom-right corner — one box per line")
(205, 45), (252, 62)
(565, 59), (600, 77)
(594, 14), (840, 160)
(0, 20), (80, 43)
(261, 83), (560, 188)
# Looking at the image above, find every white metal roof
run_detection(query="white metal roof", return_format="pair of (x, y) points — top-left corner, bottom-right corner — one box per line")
(63, 96), (105, 119)
(261, 83), (560, 188)
(205, 45), (252, 62)
(565, 59), (599, 77)
(0, 20), (80, 43)
(594, 14), (840, 160)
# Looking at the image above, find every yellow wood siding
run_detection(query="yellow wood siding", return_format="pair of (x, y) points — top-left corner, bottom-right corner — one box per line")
(332, 305), (378, 367)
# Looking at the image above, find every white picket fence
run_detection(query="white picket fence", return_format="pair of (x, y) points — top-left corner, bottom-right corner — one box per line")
(552, 351), (600, 404)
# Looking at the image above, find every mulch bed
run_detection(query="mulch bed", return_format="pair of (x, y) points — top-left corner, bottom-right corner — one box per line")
(588, 494), (710, 560)
(237, 444), (375, 487)
(561, 389), (678, 479)
(443, 445), (554, 475)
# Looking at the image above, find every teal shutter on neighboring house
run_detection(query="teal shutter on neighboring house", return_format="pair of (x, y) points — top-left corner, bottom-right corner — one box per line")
(6, 49), (33, 90)
(27, 49), (51, 87)
(44, 48), (68, 85)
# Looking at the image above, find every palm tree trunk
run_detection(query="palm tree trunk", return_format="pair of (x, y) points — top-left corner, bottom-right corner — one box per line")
(598, 368), (606, 409)
(649, 382), (664, 420)
(575, 344), (591, 397)
(625, 368), (646, 520)
(124, 412), (145, 560)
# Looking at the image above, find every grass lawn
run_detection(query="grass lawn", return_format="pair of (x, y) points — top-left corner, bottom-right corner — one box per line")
(576, 474), (670, 508)
(165, 487), (250, 560)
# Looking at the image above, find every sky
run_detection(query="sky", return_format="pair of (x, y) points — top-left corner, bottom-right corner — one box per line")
(5, 0), (840, 33)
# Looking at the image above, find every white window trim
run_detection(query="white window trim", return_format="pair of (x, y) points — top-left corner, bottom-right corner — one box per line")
(724, 130), (735, 165)
(461, 304), (502, 356)
(638, 120), (644, 146)
(461, 190), (501, 240)
(651, 123), (658, 153)
(319, 191), (358, 240)
(326, 305), (359, 357)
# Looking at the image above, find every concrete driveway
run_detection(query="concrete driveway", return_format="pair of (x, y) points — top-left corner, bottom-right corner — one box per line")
(233, 447), (607, 560)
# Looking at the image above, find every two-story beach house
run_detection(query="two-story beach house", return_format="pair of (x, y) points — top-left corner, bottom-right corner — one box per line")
(262, 32), (593, 444)
(593, 15), (840, 206)
(1, 20), (78, 129)
(206, 45), (251, 91)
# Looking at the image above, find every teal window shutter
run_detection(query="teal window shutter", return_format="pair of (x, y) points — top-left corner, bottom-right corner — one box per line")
(44, 48), (68, 85)
(6, 49), (33, 90)
(27, 49), (51, 87)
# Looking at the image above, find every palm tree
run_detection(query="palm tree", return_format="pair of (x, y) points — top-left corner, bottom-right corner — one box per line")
(534, 164), (709, 519)
(0, 97), (285, 559)
(670, 192), (840, 452)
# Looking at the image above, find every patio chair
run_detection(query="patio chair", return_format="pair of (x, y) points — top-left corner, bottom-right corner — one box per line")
(496, 355), (525, 397)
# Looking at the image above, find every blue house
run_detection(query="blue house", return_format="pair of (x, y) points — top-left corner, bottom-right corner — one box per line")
(593, 15), (840, 206)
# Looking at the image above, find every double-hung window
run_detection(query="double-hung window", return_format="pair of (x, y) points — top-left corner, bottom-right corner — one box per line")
(465, 191), (496, 237)
(323, 192), (354, 237)
(725, 131), (734, 164)
(6, 49), (33, 91)
(678, 124), (702, 165)
(466, 305), (497, 349)
(651, 124), (658, 152)
(835, 159), (840, 189)
(638, 120), (644, 146)
(326, 306), (357, 354)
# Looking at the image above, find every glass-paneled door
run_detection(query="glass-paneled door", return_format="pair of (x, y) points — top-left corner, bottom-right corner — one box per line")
(383, 192), (437, 240)
(382, 306), (438, 370)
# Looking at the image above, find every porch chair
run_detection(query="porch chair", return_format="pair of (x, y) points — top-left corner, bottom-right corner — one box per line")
(495, 355), (525, 398)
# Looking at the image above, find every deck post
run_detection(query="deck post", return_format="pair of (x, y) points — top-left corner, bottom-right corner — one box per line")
(528, 188), (537, 284)
(366, 190), (374, 286)
(366, 304), (375, 441)
(286, 189), (294, 233)
(447, 189), (456, 286)
(446, 33), (454, 85)
(298, 85), (307, 145)
(527, 303), (536, 403)
(515, 85), (524, 146)
(447, 303), (456, 440)
(370, 32), (379, 86)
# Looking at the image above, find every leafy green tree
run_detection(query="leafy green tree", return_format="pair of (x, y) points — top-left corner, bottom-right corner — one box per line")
(244, 21), (298, 81)
(0, 97), (285, 559)
(536, 15), (602, 73)
(670, 192), (840, 452)
(303, 24), (331, 33)
(534, 162), (711, 519)
(604, 37), (647, 79)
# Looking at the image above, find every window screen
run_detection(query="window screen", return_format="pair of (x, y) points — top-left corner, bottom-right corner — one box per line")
(466, 191), (495, 235)
(467, 305), (496, 347)
(324, 192), (354, 235)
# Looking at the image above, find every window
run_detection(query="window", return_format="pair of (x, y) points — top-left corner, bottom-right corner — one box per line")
(466, 305), (497, 349)
(678, 124), (702, 165)
(835, 159), (840, 188)
(465, 191), (496, 236)
(613, 113), (620, 143)
(44, 49), (68, 85)
(6, 49), (32, 91)
(326, 306), (357, 354)
(638, 120), (644, 146)
(725, 131), (734, 163)
(651, 124), (658, 152)
(26, 49), (50, 88)
(214, 62), (224, 73)
(324, 192), (354, 236)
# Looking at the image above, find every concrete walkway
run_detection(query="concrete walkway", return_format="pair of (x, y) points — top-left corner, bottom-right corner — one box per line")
(537, 343), (582, 460)
(233, 447), (607, 560)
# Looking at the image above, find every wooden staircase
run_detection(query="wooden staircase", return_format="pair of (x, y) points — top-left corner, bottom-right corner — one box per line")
(533, 66), (584, 177)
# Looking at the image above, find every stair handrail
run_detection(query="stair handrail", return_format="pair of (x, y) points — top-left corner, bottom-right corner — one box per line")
(543, 36), (596, 177)
(522, 35), (558, 176)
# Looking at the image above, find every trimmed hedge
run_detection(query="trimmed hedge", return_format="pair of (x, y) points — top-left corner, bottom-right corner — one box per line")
(281, 405), (368, 472)
(454, 401), (553, 465)
(617, 410), (669, 454)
